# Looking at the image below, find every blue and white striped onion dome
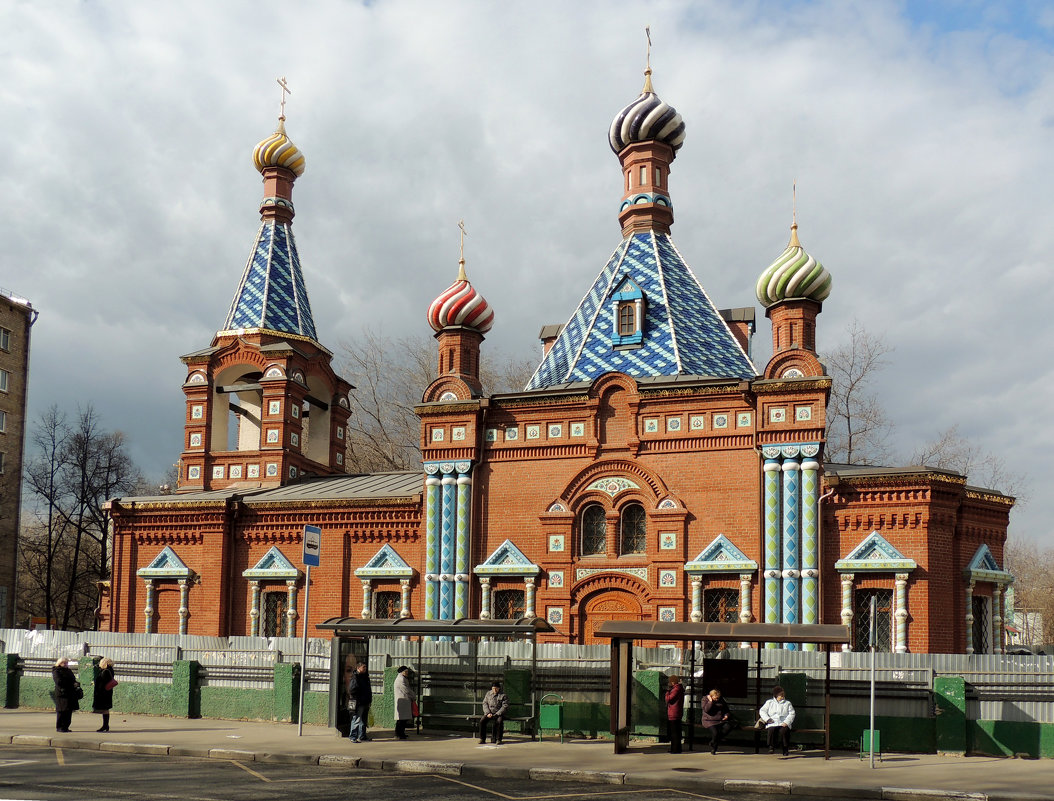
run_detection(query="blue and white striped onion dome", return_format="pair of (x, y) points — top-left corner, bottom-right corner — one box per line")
(252, 118), (305, 176)
(756, 225), (832, 307)
(608, 72), (686, 155)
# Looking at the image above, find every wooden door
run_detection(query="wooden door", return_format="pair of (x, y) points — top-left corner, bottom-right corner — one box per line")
(580, 590), (643, 644)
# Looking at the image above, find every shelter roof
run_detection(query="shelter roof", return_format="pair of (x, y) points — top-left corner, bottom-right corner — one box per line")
(594, 620), (850, 644)
(317, 617), (554, 637)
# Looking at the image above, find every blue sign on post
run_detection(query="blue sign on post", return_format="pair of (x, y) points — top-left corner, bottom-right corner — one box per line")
(302, 525), (321, 567)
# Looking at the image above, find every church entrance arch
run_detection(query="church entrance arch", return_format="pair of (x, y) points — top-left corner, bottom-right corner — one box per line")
(579, 589), (644, 645)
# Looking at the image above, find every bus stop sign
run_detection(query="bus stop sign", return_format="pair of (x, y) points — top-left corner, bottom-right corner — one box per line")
(302, 525), (321, 567)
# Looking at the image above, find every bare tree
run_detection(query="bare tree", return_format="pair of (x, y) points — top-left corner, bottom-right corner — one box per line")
(337, 329), (537, 473)
(18, 405), (142, 630)
(822, 319), (894, 465)
(910, 424), (1025, 498)
(1004, 537), (1054, 646)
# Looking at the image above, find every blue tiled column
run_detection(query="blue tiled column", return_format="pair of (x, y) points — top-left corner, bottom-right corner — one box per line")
(424, 469), (441, 620)
(440, 470), (457, 620)
(782, 457), (800, 649)
(800, 455), (820, 651)
(763, 458), (782, 648)
(455, 469), (472, 619)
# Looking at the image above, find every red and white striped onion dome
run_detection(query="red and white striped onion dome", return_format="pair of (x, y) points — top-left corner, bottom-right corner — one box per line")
(427, 263), (494, 333)
(252, 117), (306, 176)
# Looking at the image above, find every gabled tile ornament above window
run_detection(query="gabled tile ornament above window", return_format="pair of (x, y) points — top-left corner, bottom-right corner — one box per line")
(609, 275), (645, 346)
(137, 546), (196, 580)
(242, 545), (302, 580)
(585, 476), (640, 496)
(686, 534), (758, 574)
(354, 544), (414, 579)
(835, 531), (917, 573)
(475, 539), (540, 577)
(963, 543), (1010, 584)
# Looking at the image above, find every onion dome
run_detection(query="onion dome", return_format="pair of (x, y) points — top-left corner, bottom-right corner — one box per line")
(756, 223), (833, 308)
(608, 69), (686, 155)
(252, 118), (306, 176)
(427, 261), (494, 334)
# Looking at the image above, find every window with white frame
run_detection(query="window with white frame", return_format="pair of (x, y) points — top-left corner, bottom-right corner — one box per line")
(0, 327), (9, 351)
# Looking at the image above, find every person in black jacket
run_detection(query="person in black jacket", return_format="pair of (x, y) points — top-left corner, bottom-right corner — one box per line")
(701, 688), (735, 754)
(52, 657), (79, 733)
(347, 662), (373, 743)
(93, 658), (116, 732)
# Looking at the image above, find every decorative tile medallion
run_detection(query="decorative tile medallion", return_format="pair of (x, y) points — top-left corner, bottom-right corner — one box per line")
(187, 465), (201, 480)
(264, 366), (283, 378)
(689, 414), (705, 430)
(644, 417), (659, 433)
(212, 465), (225, 479)
(658, 498), (677, 509)
(189, 433), (202, 448)
(575, 567), (648, 581)
(290, 432), (299, 447)
(505, 427), (519, 441)
(440, 391), (458, 401)
(570, 422), (585, 437)
(452, 426), (466, 441)
(659, 569), (677, 587)
(336, 452), (343, 465)
(548, 423), (562, 438)
(547, 502), (567, 512)
(548, 535), (565, 553)
(713, 414), (728, 429)
(769, 407), (787, 423)
(247, 464), (260, 478)
(431, 428), (444, 442)
(585, 476), (640, 496)
(291, 404), (299, 419)
(190, 404), (203, 420)
(266, 463), (278, 477)
(548, 571), (564, 588)
(795, 405), (812, 421)
(667, 417), (682, 432)
(229, 465), (243, 479)
(737, 412), (752, 427)
(658, 606), (677, 622)
(289, 466), (297, 478)
(547, 607), (564, 625)
(266, 429), (280, 444)
(337, 426), (344, 440)
(659, 531), (677, 550)
(485, 428), (498, 442)
(526, 424), (541, 439)
(268, 400), (281, 416)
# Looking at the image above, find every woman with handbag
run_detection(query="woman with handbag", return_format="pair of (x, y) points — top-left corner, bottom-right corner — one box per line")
(93, 657), (117, 732)
(52, 657), (79, 733)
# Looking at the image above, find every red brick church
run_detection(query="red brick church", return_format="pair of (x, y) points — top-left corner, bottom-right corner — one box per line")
(103, 62), (1013, 654)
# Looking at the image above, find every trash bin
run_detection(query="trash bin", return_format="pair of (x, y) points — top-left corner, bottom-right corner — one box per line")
(539, 693), (564, 743)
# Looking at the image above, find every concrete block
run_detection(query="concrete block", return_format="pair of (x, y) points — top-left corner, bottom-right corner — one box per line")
(60, 738), (100, 750)
(461, 763), (532, 780)
(793, 785), (881, 798)
(168, 746), (212, 758)
(258, 752), (319, 765)
(725, 779), (792, 794)
(393, 759), (462, 775)
(529, 767), (625, 784)
(881, 789), (986, 801)
(319, 754), (360, 767)
(100, 742), (170, 755)
(11, 735), (51, 746)
(208, 748), (256, 761)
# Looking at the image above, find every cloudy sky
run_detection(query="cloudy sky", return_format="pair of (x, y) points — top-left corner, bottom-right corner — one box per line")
(5, 1), (1053, 547)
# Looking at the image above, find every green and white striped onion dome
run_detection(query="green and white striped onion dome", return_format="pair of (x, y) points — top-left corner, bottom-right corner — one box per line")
(756, 224), (832, 308)
(252, 117), (305, 176)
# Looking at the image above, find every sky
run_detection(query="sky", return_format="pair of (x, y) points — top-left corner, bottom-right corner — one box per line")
(4, 0), (1053, 547)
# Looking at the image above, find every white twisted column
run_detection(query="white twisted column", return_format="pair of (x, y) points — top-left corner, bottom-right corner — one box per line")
(894, 573), (909, 653)
(400, 579), (411, 618)
(361, 579), (372, 619)
(479, 577), (492, 620)
(249, 581), (261, 637)
(690, 577), (703, 622)
(992, 583), (1004, 655)
(739, 573), (752, 648)
(143, 579), (155, 634)
(525, 576), (536, 618)
(965, 580), (975, 654)
(840, 573), (854, 652)
(178, 579), (190, 636)
(286, 580), (298, 638)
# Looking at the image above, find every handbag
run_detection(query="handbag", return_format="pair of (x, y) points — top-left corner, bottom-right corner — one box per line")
(411, 700), (419, 718)
(105, 678), (119, 691)
(73, 681), (84, 700)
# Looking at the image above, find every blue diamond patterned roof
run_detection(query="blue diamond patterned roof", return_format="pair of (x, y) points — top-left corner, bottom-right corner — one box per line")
(220, 221), (318, 341)
(526, 231), (755, 390)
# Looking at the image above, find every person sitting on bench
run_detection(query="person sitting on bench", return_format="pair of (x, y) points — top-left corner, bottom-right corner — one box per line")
(758, 685), (796, 756)
(478, 680), (509, 745)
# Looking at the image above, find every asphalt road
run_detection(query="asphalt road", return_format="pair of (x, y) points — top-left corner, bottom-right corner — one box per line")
(0, 746), (865, 801)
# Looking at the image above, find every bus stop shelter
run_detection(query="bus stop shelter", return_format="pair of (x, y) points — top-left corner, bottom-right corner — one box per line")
(316, 617), (555, 735)
(595, 621), (851, 757)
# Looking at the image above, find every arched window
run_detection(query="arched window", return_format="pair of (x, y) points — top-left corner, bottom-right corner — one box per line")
(581, 505), (606, 556)
(619, 503), (646, 554)
(618, 303), (636, 336)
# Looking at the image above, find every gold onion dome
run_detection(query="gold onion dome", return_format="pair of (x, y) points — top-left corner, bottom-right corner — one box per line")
(756, 223), (833, 308)
(252, 117), (306, 176)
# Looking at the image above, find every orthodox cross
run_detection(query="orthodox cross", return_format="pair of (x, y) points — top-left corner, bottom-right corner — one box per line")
(645, 26), (652, 71)
(792, 181), (797, 225)
(458, 219), (468, 263)
(277, 76), (291, 118)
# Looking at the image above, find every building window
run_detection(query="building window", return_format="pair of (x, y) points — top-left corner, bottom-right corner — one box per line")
(0, 410), (5, 433)
(704, 589), (739, 623)
(0, 452), (4, 473)
(618, 303), (636, 336)
(0, 327), (9, 351)
(0, 369), (8, 392)
(854, 589), (893, 652)
(972, 595), (990, 654)
(610, 279), (644, 346)
(493, 589), (525, 620)
(619, 503), (646, 554)
(262, 591), (288, 638)
(374, 591), (401, 620)
(581, 504), (606, 556)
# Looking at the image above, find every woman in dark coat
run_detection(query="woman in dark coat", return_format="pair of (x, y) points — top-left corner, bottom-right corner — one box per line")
(665, 674), (685, 754)
(93, 657), (115, 732)
(52, 657), (79, 733)
(701, 688), (735, 754)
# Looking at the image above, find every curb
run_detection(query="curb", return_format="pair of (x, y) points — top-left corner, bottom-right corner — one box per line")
(3, 737), (1048, 801)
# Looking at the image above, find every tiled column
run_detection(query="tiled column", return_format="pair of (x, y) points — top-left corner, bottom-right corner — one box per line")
(800, 456), (820, 651)
(525, 576), (536, 618)
(782, 457), (801, 649)
(479, 577), (492, 620)
(285, 580), (298, 638)
(440, 471), (457, 620)
(965, 580), (975, 655)
(455, 471), (472, 619)
(894, 573), (909, 653)
(249, 581), (261, 637)
(690, 577), (703, 622)
(178, 579), (190, 636)
(763, 458), (782, 643)
(143, 579), (155, 634)
(361, 579), (372, 619)
(424, 470), (441, 620)
(840, 573), (854, 652)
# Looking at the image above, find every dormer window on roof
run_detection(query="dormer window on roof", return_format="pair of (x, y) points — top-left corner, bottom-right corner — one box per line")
(611, 278), (645, 347)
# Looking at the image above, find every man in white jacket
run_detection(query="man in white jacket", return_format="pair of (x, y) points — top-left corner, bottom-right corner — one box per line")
(758, 685), (795, 755)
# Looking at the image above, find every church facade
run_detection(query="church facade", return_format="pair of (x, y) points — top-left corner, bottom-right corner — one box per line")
(103, 64), (1013, 654)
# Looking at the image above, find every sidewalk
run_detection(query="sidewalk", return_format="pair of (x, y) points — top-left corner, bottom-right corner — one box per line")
(0, 709), (1047, 801)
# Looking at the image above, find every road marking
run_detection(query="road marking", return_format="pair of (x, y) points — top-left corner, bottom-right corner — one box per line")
(229, 760), (272, 782)
(54, 747), (64, 766)
(0, 758), (39, 767)
(438, 775), (662, 800)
